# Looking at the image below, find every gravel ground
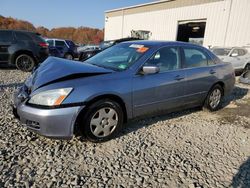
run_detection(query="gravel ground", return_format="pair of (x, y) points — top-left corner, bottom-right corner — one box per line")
(0, 69), (250, 188)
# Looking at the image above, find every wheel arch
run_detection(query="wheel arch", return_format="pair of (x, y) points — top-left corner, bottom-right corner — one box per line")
(64, 52), (74, 58)
(12, 50), (36, 65)
(74, 94), (128, 134)
(210, 81), (225, 96)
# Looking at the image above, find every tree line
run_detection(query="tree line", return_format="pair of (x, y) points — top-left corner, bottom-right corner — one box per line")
(0, 15), (104, 44)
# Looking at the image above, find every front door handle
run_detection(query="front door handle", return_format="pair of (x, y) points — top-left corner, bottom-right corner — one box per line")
(175, 75), (184, 81)
(210, 69), (216, 74)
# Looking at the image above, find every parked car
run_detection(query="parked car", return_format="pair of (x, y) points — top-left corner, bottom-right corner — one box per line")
(79, 48), (102, 61)
(77, 45), (100, 53)
(239, 70), (250, 85)
(45, 38), (78, 60)
(0, 30), (49, 72)
(13, 41), (235, 142)
(211, 47), (250, 72)
(79, 37), (141, 61)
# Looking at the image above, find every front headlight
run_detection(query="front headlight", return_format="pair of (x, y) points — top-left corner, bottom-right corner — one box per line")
(28, 88), (73, 107)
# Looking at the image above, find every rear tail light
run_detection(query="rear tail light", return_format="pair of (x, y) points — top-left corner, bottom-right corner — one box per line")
(39, 42), (49, 48)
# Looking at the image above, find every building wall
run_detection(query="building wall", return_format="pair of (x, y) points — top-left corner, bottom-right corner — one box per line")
(105, 0), (250, 48)
(225, 0), (250, 46)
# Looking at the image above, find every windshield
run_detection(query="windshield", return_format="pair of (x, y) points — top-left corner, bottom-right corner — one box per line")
(212, 48), (231, 56)
(85, 43), (149, 71)
(66, 40), (76, 47)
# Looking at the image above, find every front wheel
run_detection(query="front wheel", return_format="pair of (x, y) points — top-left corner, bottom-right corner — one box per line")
(64, 53), (73, 60)
(81, 99), (124, 142)
(15, 54), (35, 72)
(203, 85), (223, 111)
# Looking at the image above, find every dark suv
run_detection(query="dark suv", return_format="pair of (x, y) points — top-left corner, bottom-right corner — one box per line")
(79, 37), (141, 61)
(0, 30), (49, 72)
(45, 39), (78, 60)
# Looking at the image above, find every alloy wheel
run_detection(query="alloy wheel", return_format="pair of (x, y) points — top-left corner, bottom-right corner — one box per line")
(90, 107), (118, 138)
(16, 54), (34, 72)
(209, 89), (222, 109)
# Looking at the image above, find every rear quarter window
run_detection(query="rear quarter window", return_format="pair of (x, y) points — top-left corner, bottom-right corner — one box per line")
(239, 49), (247, 56)
(15, 32), (33, 41)
(31, 34), (46, 43)
(0, 31), (13, 42)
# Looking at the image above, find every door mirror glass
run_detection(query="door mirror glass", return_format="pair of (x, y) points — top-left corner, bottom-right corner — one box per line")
(141, 65), (160, 75)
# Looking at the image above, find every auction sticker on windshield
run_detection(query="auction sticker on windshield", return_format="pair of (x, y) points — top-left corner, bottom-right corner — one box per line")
(129, 44), (149, 53)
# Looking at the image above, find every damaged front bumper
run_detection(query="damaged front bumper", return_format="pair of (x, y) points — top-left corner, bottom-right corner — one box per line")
(13, 85), (84, 139)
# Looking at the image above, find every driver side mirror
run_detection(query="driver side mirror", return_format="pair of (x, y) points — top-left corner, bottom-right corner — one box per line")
(140, 65), (160, 75)
(231, 53), (238, 57)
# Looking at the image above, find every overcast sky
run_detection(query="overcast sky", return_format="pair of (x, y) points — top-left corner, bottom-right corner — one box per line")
(0, 0), (154, 29)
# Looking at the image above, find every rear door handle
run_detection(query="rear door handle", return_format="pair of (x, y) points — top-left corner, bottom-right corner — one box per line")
(210, 69), (216, 74)
(175, 75), (185, 81)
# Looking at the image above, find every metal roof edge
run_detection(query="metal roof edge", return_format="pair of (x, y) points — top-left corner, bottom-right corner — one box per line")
(105, 0), (173, 13)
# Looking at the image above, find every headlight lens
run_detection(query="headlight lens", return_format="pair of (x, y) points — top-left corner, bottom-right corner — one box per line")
(28, 88), (73, 106)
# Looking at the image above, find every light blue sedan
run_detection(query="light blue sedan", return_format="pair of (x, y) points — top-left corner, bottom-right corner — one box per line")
(13, 41), (235, 142)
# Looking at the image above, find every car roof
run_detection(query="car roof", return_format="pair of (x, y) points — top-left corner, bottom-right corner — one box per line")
(45, 38), (65, 41)
(120, 40), (204, 48)
(212, 46), (247, 50)
(0, 29), (39, 35)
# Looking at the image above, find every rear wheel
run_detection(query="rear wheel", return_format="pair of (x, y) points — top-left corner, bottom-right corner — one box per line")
(15, 54), (35, 72)
(203, 84), (223, 111)
(81, 99), (124, 142)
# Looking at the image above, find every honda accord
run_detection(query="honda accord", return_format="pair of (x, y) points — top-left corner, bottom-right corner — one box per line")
(13, 41), (235, 142)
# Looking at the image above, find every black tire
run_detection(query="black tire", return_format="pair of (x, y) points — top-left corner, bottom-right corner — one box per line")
(203, 84), (223, 111)
(64, 53), (73, 60)
(81, 99), (124, 142)
(15, 54), (35, 72)
(244, 63), (250, 72)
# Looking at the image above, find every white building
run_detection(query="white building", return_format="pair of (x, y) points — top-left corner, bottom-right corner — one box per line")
(104, 0), (250, 48)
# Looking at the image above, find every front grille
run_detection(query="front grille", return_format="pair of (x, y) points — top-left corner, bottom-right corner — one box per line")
(26, 120), (40, 130)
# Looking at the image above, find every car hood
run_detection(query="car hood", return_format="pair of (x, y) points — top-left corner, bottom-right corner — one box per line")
(217, 55), (232, 63)
(27, 57), (114, 90)
(217, 55), (228, 60)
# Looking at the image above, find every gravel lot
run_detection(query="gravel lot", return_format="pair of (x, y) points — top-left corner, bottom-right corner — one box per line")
(0, 69), (250, 188)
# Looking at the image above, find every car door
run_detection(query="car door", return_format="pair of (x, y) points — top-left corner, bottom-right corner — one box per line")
(182, 46), (218, 105)
(132, 46), (186, 117)
(55, 40), (67, 56)
(0, 30), (14, 64)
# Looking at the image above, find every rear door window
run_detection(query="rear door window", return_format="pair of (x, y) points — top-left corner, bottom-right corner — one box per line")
(0, 31), (13, 42)
(183, 47), (208, 68)
(55, 40), (66, 47)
